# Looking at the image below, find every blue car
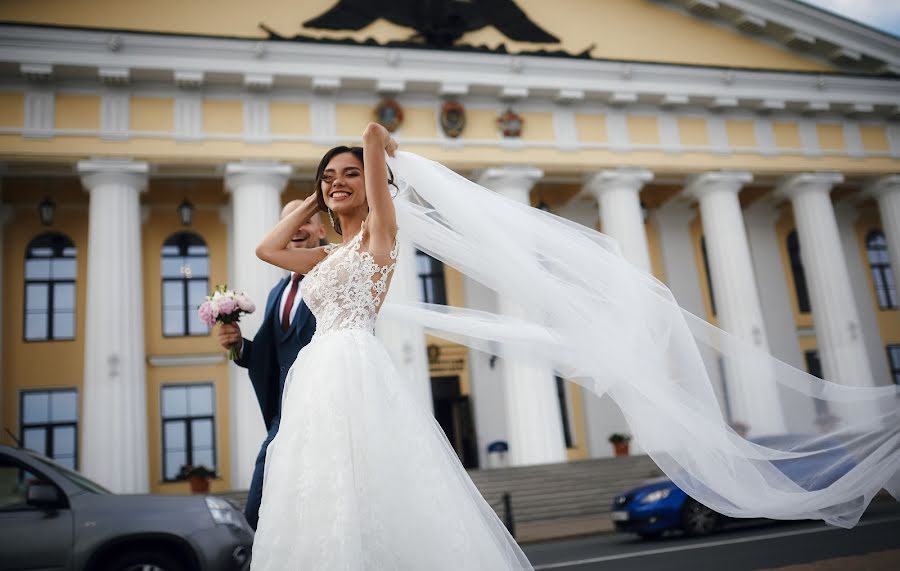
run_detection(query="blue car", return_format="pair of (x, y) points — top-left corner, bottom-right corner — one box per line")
(610, 435), (856, 539)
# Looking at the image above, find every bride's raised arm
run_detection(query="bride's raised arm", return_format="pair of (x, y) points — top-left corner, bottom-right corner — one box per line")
(255, 194), (330, 274)
(361, 122), (398, 256)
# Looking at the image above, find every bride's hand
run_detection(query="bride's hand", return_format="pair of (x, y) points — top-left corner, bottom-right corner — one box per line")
(363, 122), (397, 156)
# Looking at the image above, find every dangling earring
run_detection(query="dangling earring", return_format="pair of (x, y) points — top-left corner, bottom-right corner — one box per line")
(328, 209), (342, 235)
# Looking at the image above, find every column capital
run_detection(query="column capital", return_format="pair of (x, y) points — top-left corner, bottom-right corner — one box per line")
(78, 159), (148, 192)
(775, 172), (844, 200)
(477, 166), (544, 194)
(224, 161), (292, 193)
(584, 168), (653, 197)
(862, 174), (900, 199)
(684, 171), (753, 199)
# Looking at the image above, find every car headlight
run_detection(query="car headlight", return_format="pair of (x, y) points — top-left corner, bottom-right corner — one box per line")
(640, 488), (673, 504)
(205, 496), (243, 529)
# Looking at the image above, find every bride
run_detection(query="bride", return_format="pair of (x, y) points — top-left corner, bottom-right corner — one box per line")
(251, 122), (899, 568)
(251, 123), (532, 569)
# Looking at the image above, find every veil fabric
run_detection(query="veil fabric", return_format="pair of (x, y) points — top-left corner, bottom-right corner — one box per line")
(382, 151), (900, 529)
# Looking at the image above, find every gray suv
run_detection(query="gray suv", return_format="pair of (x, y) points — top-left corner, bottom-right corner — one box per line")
(0, 445), (253, 570)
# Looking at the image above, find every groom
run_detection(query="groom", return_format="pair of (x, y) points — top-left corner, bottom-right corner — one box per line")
(217, 200), (326, 530)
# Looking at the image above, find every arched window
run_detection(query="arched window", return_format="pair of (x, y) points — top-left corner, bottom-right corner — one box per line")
(787, 231), (811, 313)
(161, 232), (209, 337)
(700, 236), (716, 317)
(866, 230), (896, 310)
(415, 250), (447, 305)
(24, 233), (77, 341)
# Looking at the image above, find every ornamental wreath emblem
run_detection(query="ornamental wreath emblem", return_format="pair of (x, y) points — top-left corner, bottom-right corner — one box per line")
(374, 98), (404, 132)
(497, 107), (523, 138)
(440, 100), (466, 138)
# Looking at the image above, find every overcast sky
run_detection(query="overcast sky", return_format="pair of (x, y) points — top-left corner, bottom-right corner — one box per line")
(800, 0), (900, 37)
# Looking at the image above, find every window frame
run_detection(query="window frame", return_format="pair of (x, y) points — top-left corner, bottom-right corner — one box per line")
(415, 250), (448, 306)
(161, 232), (210, 338)
(23, 232), (77, 343)
(18, 388), (79, 470)
(787, 231), (812, 314)
(887, 344), (900, 385)
(865, 229), (897, 311)
(160, 382), (218, 483)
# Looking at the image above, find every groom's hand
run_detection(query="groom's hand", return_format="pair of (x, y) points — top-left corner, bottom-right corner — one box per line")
(218, 323), (242, 352)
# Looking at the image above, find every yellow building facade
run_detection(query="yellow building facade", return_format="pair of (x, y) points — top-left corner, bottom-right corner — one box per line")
(0, 0), (898, 494)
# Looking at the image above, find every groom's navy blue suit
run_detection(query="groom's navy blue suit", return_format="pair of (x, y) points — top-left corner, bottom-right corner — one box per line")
(235, 274), (316, 530)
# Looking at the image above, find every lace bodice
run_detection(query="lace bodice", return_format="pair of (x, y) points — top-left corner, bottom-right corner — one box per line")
(301, 229), (399, 335)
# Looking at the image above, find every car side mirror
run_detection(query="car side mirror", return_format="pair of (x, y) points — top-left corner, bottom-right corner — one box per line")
(26, 482), (61, 508)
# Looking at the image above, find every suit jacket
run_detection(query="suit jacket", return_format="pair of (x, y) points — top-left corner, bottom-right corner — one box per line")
(235, 276), (316, 432)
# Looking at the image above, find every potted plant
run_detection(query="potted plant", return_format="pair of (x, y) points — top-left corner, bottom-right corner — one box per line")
(608, 433), (632, 457)
(176, 464), (216, 494)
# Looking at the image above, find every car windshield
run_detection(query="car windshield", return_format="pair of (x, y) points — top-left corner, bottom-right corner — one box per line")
(26, 451), (111, 495)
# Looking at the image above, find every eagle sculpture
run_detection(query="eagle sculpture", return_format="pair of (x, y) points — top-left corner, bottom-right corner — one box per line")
(303, 0), (560, 47)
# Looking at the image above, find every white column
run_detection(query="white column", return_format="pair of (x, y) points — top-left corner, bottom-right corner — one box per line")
(864, 175), (900, 287)
(478, 167), (567, 466)
(585, 168), (653, 271)
(686, 172), (786, 436)
(581, 169), (653, 456)
(78, 160), (149, 493)
(376, 232), (432, 411)
(224, 162), (291, 489)
(776, 173), (876, 387)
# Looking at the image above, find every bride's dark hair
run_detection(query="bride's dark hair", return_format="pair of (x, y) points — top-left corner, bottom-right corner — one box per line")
(313, 145), (397, 235)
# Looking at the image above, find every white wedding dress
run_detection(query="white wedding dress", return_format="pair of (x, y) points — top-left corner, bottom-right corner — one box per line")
(250, 228), (532, 570)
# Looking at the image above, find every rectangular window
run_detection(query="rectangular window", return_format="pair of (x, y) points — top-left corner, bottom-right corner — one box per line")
(161, 383), (217, 482)
(19, 388), (78, 470)
(887, 345), (900, 385)
(804, 350), (829, 417)
(415, 251), (448, 305)
(556, 376), (574, 449)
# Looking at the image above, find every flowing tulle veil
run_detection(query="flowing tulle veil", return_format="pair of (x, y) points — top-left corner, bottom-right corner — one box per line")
(382, 151), (899, 529)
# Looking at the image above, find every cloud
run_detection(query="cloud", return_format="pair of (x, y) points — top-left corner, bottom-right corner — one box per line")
(799, 0), (900, 37)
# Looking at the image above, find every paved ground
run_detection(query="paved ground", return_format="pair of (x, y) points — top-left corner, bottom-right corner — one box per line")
(522, 500), (900, 571)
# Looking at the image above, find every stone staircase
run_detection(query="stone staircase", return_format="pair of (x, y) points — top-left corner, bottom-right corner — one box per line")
(218, 454), (663, 543)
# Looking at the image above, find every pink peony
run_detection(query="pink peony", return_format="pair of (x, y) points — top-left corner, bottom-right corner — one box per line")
(197, 301), (217, 326)
(218, 297), (237, 316)
(236, 293), (256, 313)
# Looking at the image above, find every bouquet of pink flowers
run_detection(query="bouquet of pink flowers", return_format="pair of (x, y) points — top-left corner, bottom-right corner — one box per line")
(198, 285), (256, 360)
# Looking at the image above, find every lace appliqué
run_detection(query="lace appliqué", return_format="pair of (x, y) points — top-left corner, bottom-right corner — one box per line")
(302, 230), (399, 335)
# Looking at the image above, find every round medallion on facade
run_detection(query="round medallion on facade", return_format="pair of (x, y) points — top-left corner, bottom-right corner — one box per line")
(374, 98), (404, 132)
(497, 108), (523, 138)
(440, 100), (466, 138)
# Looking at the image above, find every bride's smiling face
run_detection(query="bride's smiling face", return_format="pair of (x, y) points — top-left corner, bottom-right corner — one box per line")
(321, 153), (366, 214)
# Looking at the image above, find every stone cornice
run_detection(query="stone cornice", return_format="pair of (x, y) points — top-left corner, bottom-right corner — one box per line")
(1, 24), (897, 115)
(477, 166), (544, 193)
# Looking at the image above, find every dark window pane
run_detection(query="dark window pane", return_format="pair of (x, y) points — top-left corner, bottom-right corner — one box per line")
(161, 258), (183, 278)
(53, 426), (76, 456)
(55, 456), (76, 470)
(25, 284), (48, 311)
(53, 283), (76, 310)
(192, 448), (214, 471)
(51, 258), (76, 280)
(22, 392), (49, 424)
(163, 310), (185, 336)
(53, 312), (75, 339)
(192, 419), (214, 449)
(50, 391), (77, 422)
(161, 387), (188, 418)
(188, 385), (214, 416)
(164, 421), (186, 451)
(165, 451), (186, 480)
(25, 314), (48, 340)
(22, 428), (46, 455)
(25, 259), (51, 279)
(188, 280), (208, 308)
(29, 246), (54, 258)
(163, 282), (184, 308)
